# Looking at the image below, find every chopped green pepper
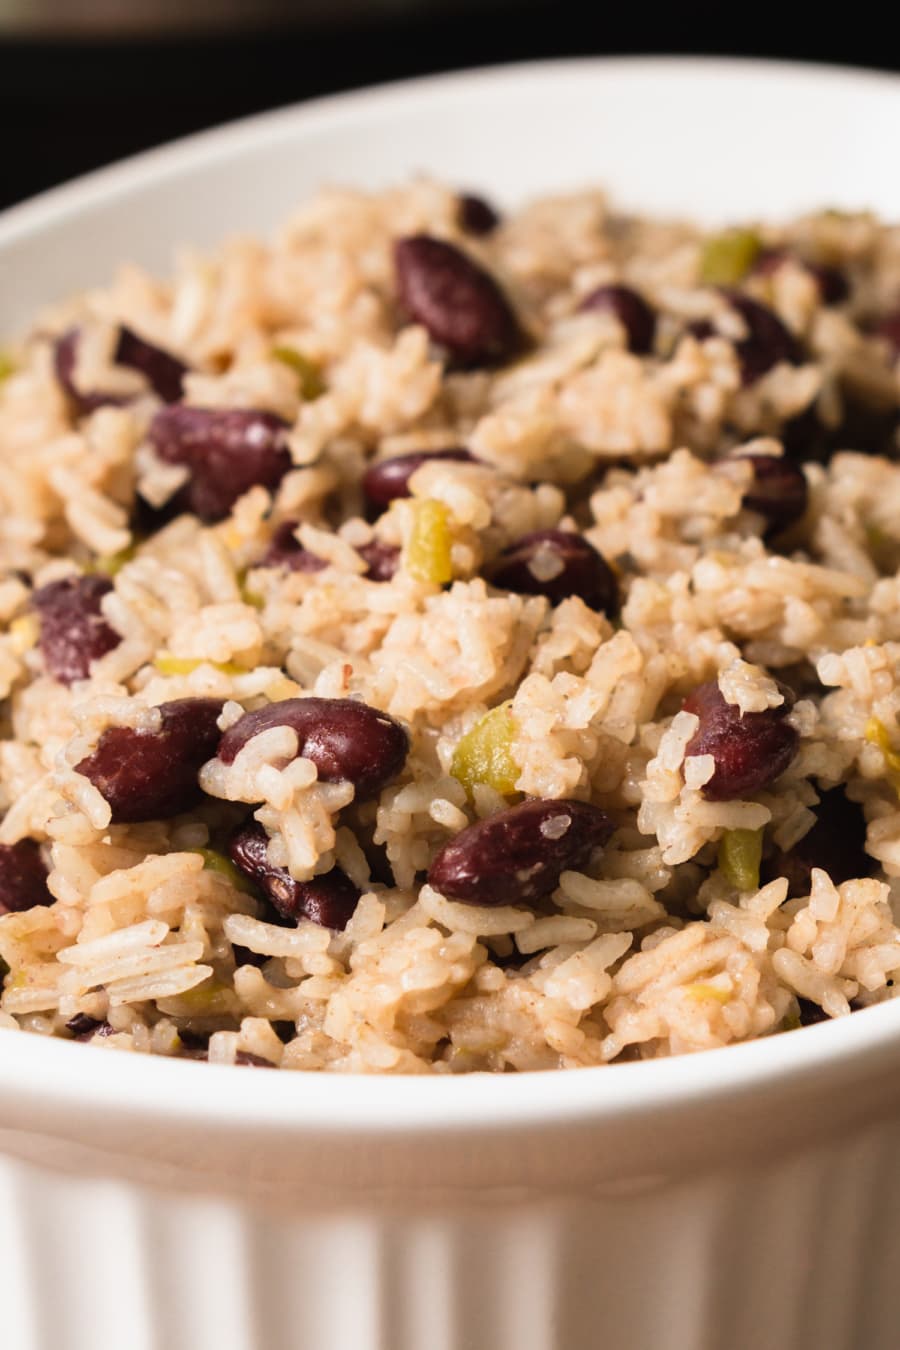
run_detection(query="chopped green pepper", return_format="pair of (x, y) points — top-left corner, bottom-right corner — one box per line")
(865, 716), (900, 795)
(91, 543), (137, 577)
(699, 229), (761, 285)
(407, 498), (453, 585)
(718, 826), (764, 891)
(450, 701), (520, 797)
(272, 345), (325, 400)
(189, 847), (257, 895)
(154, 653), (245, 676)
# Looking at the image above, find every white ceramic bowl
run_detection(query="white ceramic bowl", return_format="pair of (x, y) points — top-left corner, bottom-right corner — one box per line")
(3, 56), (900, 1350)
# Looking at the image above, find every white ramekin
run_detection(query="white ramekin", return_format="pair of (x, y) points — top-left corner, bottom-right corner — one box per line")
(3, 57), (900, 1350)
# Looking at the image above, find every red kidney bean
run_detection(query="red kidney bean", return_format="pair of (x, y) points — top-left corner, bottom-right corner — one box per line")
(782, 397), (899, 467)
(260, 520), (327, 573)
(228, 821), (361, 930)
(796, 998), (830, 1026)
(357, 540), (400, 582)
(149, 406), (292, 523)
(217, 697), (409, 800)
(761, 786), (871, 898)
(362, 447), (476, 511)
(54, 325), (187, 416)
(31, 575), (121, 685)
(394, 235), (523, 366)
(753, 250), (849, 306)
(114, 325), (187, 403)
(427, 798), (614, 907)
(736, 454), (809, 532)
(485, 529), (619, 616)
(578, 284), (657, 355)
(720, 291), (804, 385)
(805, 262), (850, 307)
(54, 330), (124, 416)
(0, 839), (52, 915)
(458, 193), (501, 236)
(683, 680), (799, 801)
(75, 698), (224, 823)
(64, 1013), (116, 1040)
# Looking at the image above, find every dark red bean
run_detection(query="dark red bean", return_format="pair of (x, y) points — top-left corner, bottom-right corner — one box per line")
(796, 998), (830, 1027)
(761, 786), (872, 899)
(736, 454), (809, 532)
(260, 520), (327, 573)
(229, 821), (361, 930)
(683, 680), (799, 802)
(458, 193), (501, 237)
(149, 406), (292, 523)
(54, 325), (186, 416)
(0, 839), (52, 915)
(781, 397), (899, 467)
(806, 262), (850, 307)
(780, 402), (830, 465)
(54, 330), (125, 416)
(357, 540), (400, 582)
(578, 284), (656, 355)
(114, 325), (187, 403)
(217, 697), (409, 801)
(485, 529), (619, 616)
(394, 235), (523, 366)
(427, 798), (614, 908)
(721, 291), (804, 385)
(753, 250), (849, 306)
(75, 698), (224, 823)
(64, 1013), (111, 1039)
(31, 575), (121, 685)
(362, 448), (476, 511)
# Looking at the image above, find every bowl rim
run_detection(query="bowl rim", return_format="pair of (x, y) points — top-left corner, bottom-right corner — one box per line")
(2, 52), (900, 246)
(3, 53), (900, 1132)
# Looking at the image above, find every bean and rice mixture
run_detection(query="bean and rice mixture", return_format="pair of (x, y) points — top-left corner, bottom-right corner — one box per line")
(2, 181), (900, 1072)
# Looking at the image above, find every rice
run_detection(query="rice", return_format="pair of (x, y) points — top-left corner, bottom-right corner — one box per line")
(1, 180), (900, 1071)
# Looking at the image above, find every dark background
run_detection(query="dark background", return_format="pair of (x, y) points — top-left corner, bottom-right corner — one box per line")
(0, 1), (897, 213)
